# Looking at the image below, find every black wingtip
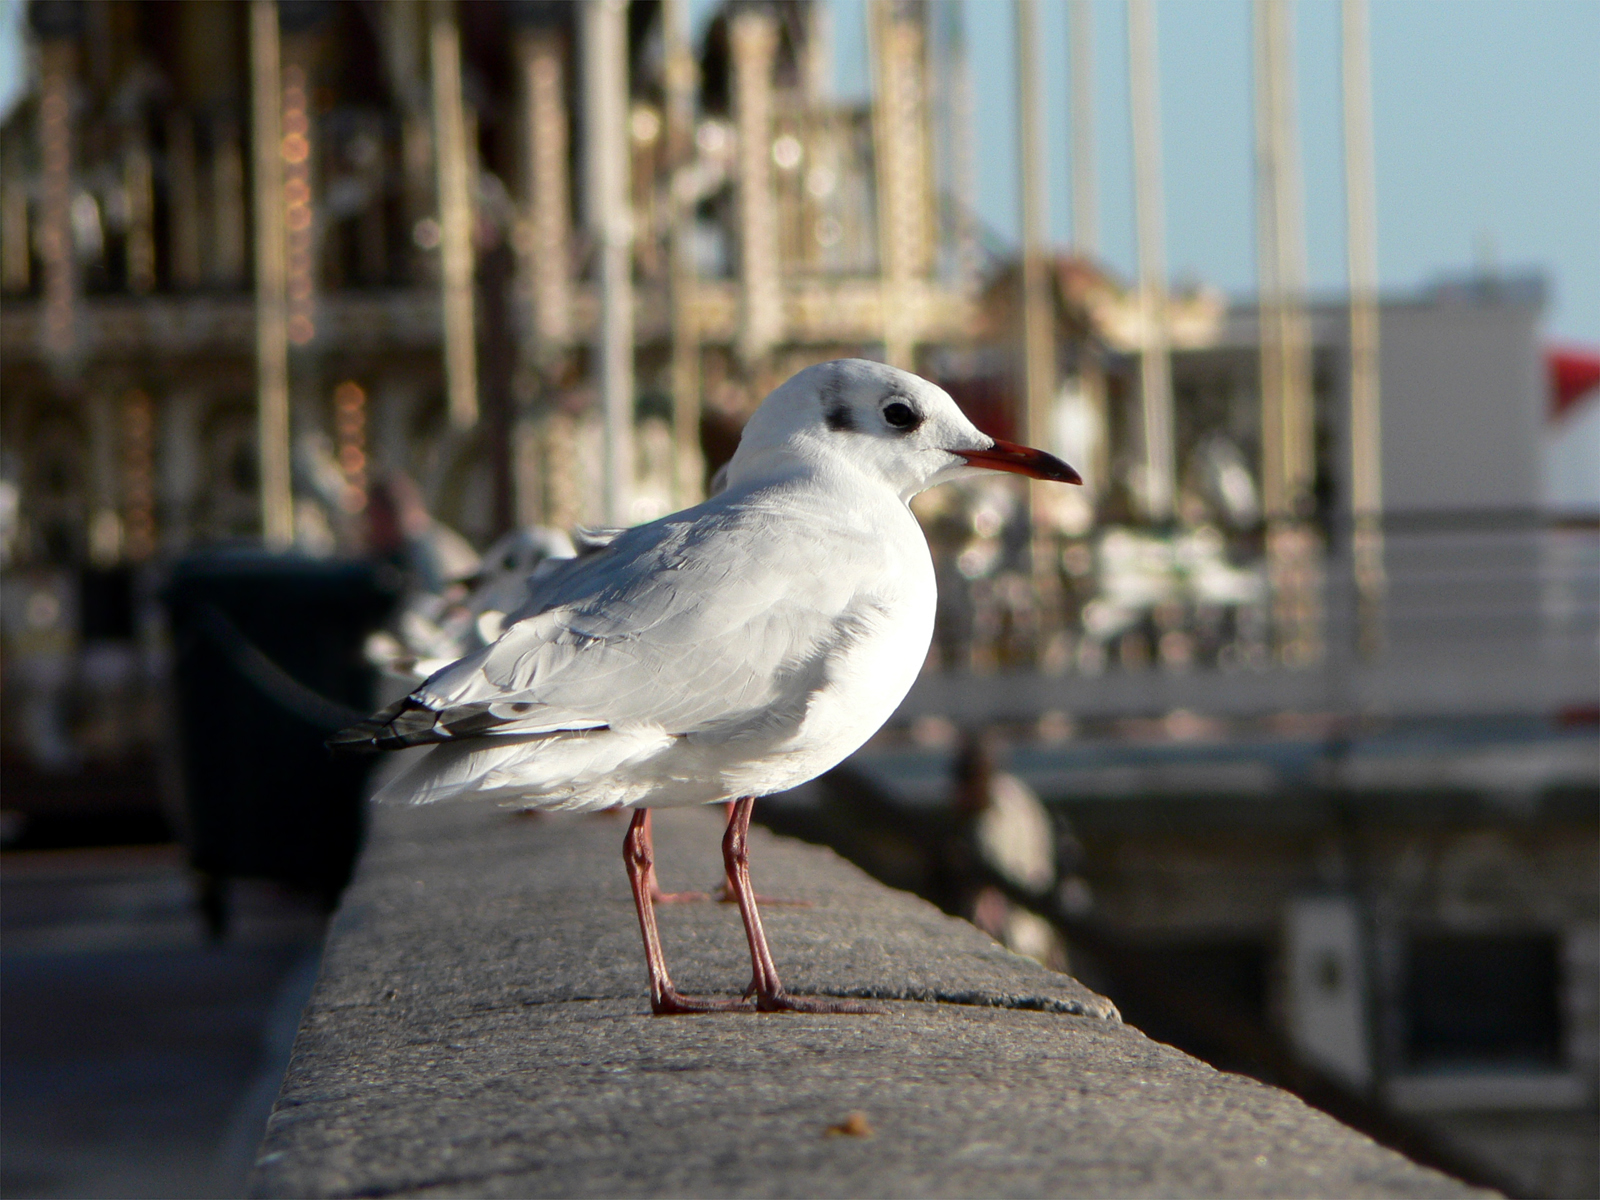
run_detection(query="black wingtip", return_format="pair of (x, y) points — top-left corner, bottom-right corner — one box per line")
(325, 721), (383, 755)
(325, 696), (429, 755)
(326, 695), (453, 755)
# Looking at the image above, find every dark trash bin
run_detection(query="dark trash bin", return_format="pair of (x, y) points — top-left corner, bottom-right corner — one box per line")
(163, 550), (400, 934)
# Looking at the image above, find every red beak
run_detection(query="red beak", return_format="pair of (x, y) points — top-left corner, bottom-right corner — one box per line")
(955, 439), (1082, 485)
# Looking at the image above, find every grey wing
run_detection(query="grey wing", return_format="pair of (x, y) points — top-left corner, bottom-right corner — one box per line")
(330, 508), (863, 752)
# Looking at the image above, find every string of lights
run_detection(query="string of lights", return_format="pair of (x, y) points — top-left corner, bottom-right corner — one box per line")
(282, 62), (316, 347)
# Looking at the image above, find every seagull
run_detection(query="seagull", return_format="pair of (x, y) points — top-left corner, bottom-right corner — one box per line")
(331, 359), (1080, 1014)
(366, 525), (579, 681)
(452, 525), (580, 651)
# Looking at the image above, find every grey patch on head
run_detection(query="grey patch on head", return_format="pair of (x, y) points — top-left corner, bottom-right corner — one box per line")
(825, 402), (856, 433)
(823, 372), (856, 432)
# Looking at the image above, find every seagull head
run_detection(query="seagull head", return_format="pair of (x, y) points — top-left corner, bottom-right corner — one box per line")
(725, 359), (1081, 503)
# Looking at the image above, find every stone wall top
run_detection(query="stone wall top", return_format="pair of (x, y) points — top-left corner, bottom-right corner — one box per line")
(250, 796), (1489, 1199)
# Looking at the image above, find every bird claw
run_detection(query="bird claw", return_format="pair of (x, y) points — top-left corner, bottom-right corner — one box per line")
(650, 987), (751, 1015)
(754, 990), (882, 1015)
(652, 982), (878, 1016)
(711, 881), (811, 907)
(653, 880), (809, 906)
(649, 885), (712, 904)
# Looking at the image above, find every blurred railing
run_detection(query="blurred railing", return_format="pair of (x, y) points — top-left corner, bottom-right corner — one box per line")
(1380, 515), (1598, 654)
(911, 501), (1599, 722)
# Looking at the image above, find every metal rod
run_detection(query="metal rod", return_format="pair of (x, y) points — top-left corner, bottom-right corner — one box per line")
(432, 0), (478, 429)
(1343, 0), (1385, 657)
(583, 0), (634, 525)
(1273, 1), (1313, 512)
(1255, 0), (1323, 666)
(523, 29), (573, 356)
(1253, 1), (1283, 519)
(37, 37), (75, 363)
(1015, 0), (1060, 620)
(1127, 0), (1173, 522)
(1016, 0), (1053, 451)
(1068, 0), (1097, 257)
(871, 0), (928, 370)
(664, 0), (704, 507)
(949, 2), (979, 295)
(1255, 0), (1312, 520)
(250, 0), (293, 548)
(730, 7), (781, 367)
(514, 27), (573, 527)
(1067, 0), (1107, 504)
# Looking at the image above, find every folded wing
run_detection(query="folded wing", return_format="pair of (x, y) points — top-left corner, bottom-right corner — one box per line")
(328, 501), (866, 753)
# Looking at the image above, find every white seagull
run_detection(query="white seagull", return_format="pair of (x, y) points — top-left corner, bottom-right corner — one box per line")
(332, 360), (1079, 1014)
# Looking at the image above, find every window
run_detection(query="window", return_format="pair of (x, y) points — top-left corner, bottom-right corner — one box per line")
(1403, 933), (1561, 1069)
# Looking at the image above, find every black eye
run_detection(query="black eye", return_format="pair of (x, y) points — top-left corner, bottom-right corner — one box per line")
(882, 401), (919, 430)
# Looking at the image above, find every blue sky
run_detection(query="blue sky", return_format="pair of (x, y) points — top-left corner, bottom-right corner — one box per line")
(783, 0), (1600, 344)
(3, 0), (1594, 341)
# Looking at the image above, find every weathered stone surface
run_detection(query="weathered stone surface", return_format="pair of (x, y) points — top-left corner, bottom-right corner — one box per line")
(250, 799), (1491, 1199)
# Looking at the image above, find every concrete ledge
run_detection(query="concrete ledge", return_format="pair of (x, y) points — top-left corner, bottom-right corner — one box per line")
(250, 799), (1490, 1198)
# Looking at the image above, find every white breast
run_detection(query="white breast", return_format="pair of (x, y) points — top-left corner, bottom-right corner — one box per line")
(716, 497), (936, 799)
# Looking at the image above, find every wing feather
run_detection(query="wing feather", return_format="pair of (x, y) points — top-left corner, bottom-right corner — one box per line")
(333, 495), (879, 752)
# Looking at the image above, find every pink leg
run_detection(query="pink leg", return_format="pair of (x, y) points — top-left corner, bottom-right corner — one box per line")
(706, 799), (811, 907)
(623, 810), (744, 1014)
(642, 804), (807, 906)
(720, 797), (878, 1014)
(634, 810), (712, 904)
